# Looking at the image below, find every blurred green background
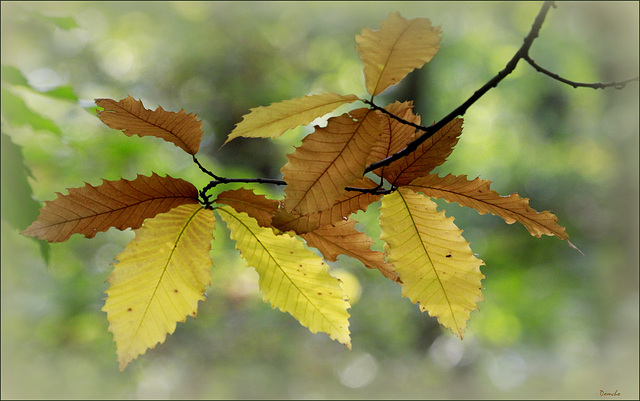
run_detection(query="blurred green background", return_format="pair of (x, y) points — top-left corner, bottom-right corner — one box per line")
(1, 1), (638, 399)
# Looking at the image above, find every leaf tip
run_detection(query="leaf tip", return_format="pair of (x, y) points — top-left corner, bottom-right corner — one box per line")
(568, 240), (584, 255)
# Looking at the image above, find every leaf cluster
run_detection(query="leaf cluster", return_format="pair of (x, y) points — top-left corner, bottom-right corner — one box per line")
(22, 12), (572, 370)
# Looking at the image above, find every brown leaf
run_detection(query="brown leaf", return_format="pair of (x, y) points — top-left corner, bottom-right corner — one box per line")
(21, 173), (199, 242)
(302, 219), (400, 283)
(96, 96), (203, 155)
(367, 101), (421, 180)
(385, 118), (463, 186)
(214, 188), (279, 228)
(406, 173), (569, 240)
(281, 108), (384, 215)
(272, 177), (382, 234)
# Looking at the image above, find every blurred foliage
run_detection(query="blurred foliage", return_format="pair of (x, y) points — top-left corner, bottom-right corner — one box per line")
(1, 1), (638, 399)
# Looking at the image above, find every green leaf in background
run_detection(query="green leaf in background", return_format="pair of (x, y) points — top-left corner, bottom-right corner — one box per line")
(41, 85), (78, 102)
(1, 65), (30, 87)
(0, 88), (62, 135)
(34, 13), (79, 31)
(2, 64), (79, 102)
(1, 129), (50, 264)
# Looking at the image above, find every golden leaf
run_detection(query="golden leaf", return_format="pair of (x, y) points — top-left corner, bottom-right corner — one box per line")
(224, 93), (360, 144)
(356, 12), (441, 96)
(103, 204), (214, 370)
(406, 173), (570, 240)
(215, 188), (278, 228)
(96, 96), (203, 155)
(380, 188), (484, 338)
(21, 173), (199, 242)
(218, 206), (351, 348)
(302, 218), (400, 283)
(367, 101), (421, 179)
(385, 118), (463, 186)
(272, 177), (381, 234)
(282, 108), (384, 215)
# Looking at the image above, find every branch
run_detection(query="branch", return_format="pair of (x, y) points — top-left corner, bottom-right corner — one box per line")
(524, 54), (639, 89)
(365, 1), (556, 174)
(344, 185), (394, 195)
(202, 177), (286, 193)
(192, 156), (220, 180)
(193, 156), (286, 208)
(199, 176), (286, 209)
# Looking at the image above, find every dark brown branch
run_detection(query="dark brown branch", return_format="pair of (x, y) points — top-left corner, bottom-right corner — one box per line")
(193, 155), (220, 180)
(364, 1), (556, 174)
(524, 54), (639, 89)
(199, 177), (286, 209)
(193, 155), (286, 208)
(344, 185), (394, 195)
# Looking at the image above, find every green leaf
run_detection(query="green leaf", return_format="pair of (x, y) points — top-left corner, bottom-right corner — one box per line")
(1, 129), (50, 263)
(41, 86), (78, 102)
(0, 88), (62, 135)
(39, 15), (79, 30)
(1, 65), (30, 87)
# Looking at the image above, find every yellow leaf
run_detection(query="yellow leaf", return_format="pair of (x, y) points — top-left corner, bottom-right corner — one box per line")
(215, 188), (279, 228)
(224, 93), (360, 144)
(379, 188), (484, 338)
(356, 12), (441, 96)
(385, 118), (463, 186)
(21, 173), (199, 242)
(272, 177), (382, 234)
(217, 206), (351, 348)
(282, 108), (384, 215)
(406, 173), (570, 240)
(103, 204), (214, 371)
(302, 218), (400, 283)
(96, 96), (203, 155)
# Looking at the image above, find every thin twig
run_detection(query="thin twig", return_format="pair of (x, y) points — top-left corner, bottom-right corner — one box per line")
(344, 185), (394, 195)
(193, 156), (286, 207)
(364, 1), (556, 174)
(199, 177), (286, 205)
(524, 54), (639, 89)
(192, 156), (220, 179)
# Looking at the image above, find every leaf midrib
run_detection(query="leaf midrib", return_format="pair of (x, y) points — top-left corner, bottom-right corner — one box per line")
(217, 207), (345, 334)
(123, 205), (204, 363)
(396, 189), (461, 334)
(105, 99), (194, 153)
